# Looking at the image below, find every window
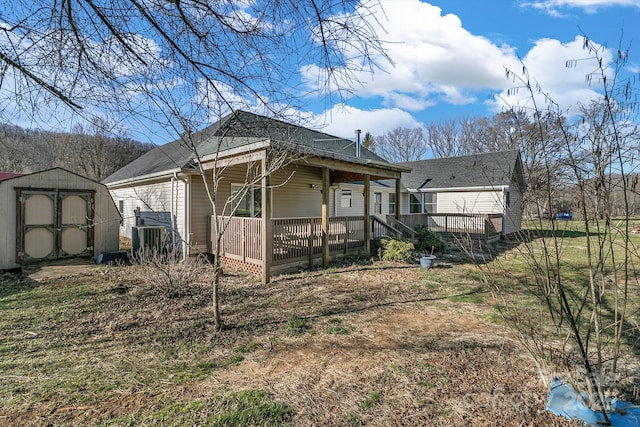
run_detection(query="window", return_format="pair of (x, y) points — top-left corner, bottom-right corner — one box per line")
(341, 189), (352, 208)
(423, 193), (437, 213)
(389, 193), (396, 215)
(118, 199), (124, 214)
(231, 184), (262, 217)
(505, 191), (511, 208)
(409, 192), (436, 213)
(409, 193), (422, 213)
(374, 192), (382, 214)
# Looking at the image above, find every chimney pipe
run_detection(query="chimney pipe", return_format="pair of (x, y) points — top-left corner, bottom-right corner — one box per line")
(355, 129), (361, 158)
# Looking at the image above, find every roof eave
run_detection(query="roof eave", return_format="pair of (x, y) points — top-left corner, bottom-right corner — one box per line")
(198, 138), (271, 163)
(103, 167), (189, 187)
(407, 185), (511, 192)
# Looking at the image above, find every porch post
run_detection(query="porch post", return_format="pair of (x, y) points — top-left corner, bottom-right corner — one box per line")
(363, 174), (371, 257)
(321, 167), (330, 267)
(261, 155), (273, 284)
(395, 177), (401, 220)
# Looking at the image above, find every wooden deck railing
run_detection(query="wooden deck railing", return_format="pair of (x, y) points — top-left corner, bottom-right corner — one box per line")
(215, 216), (262, 264)
(212, 215), (402, 266)
(396, 213), (502, 241)
(212, 213), (501, 270)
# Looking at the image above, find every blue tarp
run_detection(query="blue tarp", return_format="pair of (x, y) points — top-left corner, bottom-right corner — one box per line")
(546, 378), (640, 426)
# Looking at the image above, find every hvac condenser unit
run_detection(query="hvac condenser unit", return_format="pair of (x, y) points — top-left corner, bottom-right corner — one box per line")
(131, 226), (166, 256)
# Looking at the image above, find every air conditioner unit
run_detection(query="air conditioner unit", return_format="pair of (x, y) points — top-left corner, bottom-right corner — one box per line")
(132, 226), (166, 256)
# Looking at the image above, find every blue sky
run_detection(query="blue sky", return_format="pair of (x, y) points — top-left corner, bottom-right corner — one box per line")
(2, 0), (639, 145)
(314, 0), (640, 139)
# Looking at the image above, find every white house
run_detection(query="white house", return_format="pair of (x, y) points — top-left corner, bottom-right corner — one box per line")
(395, 150), (526, 236)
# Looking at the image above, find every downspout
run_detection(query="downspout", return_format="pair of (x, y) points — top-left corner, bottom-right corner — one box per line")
(171, 173), (175, 250)
(173, 172), (190, 261)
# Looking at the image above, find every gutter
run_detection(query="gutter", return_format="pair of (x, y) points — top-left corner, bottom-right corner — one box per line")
(406, 185), (510, 193)
(103, 167), (193, 188)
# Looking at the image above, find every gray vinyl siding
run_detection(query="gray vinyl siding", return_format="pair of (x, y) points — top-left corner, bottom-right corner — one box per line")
(334, 183), (396, 219)
(189, 174), (213, 252)
(1, 169), (120, 270)
(207, 163), (324, 219)
(270, 164), (323, 218)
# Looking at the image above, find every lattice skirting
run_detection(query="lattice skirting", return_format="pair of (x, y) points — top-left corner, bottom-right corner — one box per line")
(221, 257), (262, 276)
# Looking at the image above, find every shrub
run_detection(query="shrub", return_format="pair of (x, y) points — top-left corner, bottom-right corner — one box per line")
(414, 225), (445, 254)
(379, 238), (415, 263)
(129, 247), (210, 298)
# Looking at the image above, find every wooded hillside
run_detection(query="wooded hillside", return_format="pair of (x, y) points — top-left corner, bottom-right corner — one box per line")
(0, 123), (154, 181)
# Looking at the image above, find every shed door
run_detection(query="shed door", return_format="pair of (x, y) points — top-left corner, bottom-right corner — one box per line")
(20, 191), (94, 262)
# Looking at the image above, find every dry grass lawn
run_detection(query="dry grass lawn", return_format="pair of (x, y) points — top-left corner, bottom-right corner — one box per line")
(0, 249), (586, 426)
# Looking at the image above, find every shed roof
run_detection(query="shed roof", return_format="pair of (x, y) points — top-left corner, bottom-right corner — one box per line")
(399, 150), (524, 191)
(0, 172), (23, 182)
(103, 110), (394, 185)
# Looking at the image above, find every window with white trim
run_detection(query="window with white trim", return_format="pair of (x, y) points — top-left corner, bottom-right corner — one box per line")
(409, 193), (422, 213)
(423, 193), (437, 213)
(340, 189), (352, 208)
(374, 192), (382, 214)
(409, 192), (437, 213)
(389, 193), (396, 215)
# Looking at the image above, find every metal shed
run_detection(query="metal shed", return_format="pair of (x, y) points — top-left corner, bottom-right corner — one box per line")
(0, 168), (121, 271)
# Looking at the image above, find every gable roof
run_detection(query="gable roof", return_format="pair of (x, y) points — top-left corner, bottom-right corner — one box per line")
(400, 150), (525, 191)
(103, 110), (393, 185)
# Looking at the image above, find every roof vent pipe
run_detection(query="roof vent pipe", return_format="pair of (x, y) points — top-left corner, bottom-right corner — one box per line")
(355, 129), (361, 158)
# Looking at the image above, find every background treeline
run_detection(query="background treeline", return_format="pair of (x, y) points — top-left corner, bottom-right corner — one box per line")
(0, 120), (154, 181)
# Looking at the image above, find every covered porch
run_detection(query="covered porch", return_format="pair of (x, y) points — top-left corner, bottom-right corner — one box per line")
(201, 144), (409, 284)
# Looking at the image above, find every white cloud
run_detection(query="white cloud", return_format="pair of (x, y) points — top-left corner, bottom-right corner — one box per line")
(383, 93), (434, 111)
(316, 104), (423, 138)
(490, 36), (610, 115)
(301, 0), (521, 111)
(522, 0), (640, 15)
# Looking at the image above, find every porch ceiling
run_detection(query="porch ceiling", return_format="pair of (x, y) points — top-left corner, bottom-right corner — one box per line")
(301, 157), (408, 182)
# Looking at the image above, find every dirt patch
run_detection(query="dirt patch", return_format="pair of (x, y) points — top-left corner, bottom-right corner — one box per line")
(21, 258), (101, 282)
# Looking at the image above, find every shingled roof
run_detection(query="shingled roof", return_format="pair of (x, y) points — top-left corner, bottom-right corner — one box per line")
(400, 150), (524, 191)
(103, 110), (391, 185)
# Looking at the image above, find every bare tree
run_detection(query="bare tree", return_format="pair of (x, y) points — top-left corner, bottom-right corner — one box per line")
(2, 1), (391, 328)
(426, 117), (476, 158)
(375, 126), (428, 162)
(0, 1), (390, 134)
(0, 120), (151, 179)
(362, 131), (375, 151)
(491, 34), (640, 424)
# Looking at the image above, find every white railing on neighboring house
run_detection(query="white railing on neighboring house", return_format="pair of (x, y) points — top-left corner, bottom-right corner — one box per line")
(394, 213), (503, 242)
